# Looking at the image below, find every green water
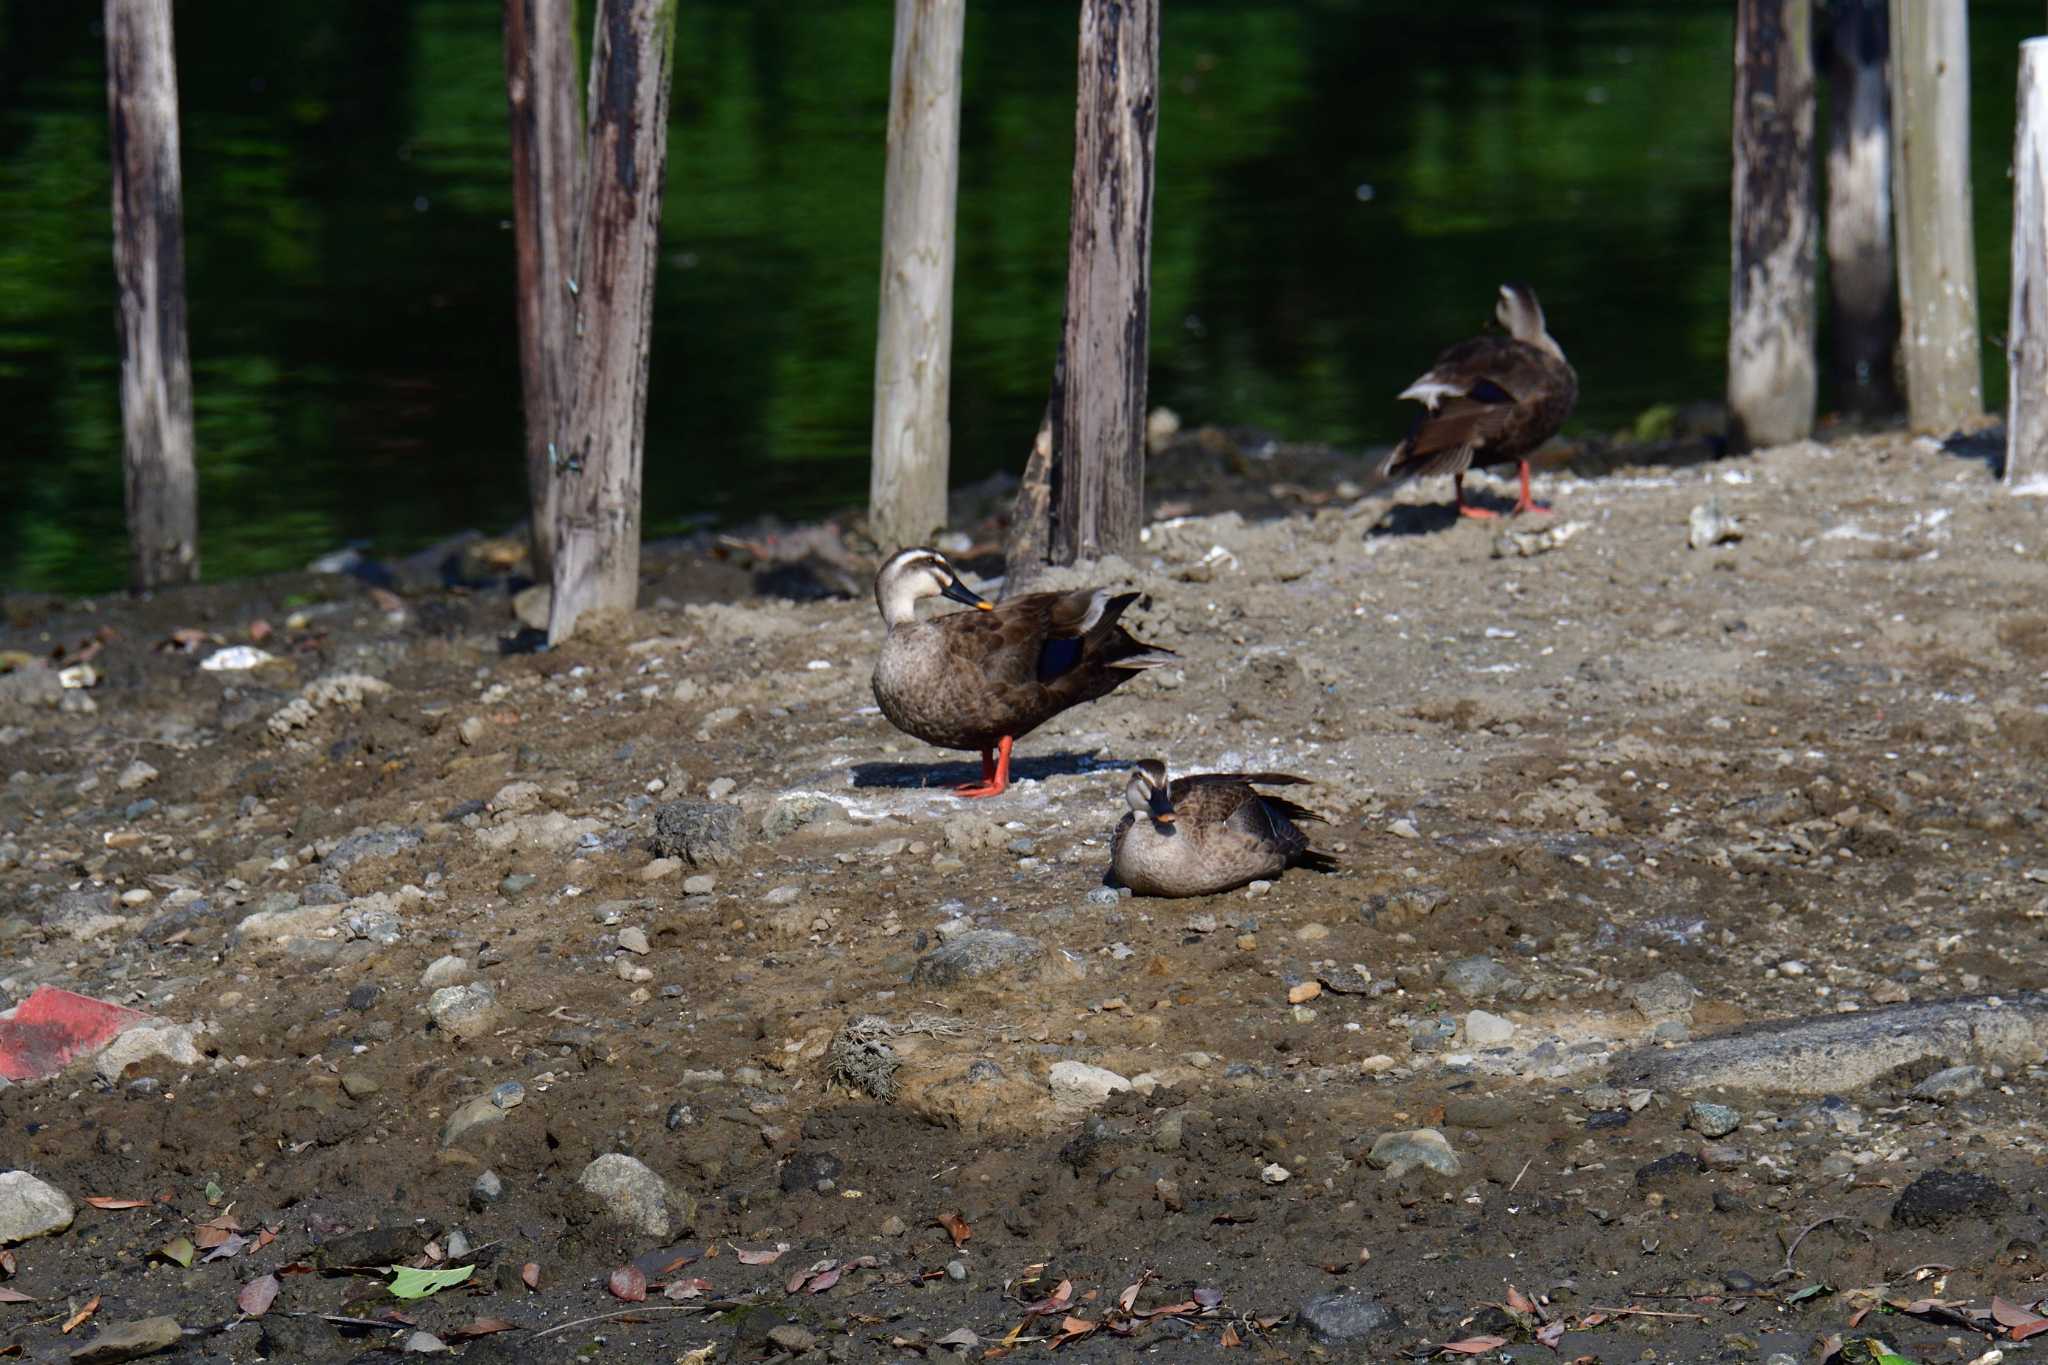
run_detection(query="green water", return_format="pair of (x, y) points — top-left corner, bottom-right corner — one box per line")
(1, 2), (2040, 593)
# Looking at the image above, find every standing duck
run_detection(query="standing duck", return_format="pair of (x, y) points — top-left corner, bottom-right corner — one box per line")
(1110, 760), (1338, 897)
(870, 548), (1175, 798)
(1377, 282), (1578, 518)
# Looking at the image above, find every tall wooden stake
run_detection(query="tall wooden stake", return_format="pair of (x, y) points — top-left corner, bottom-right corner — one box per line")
(868, 0), (964, 552)
(546, 0), (676, 645)
(2009, 39), (2048, 489)
(504, 0), (581, 577)
(1823, 0), (1899, 415)
(1048, 0), (1159, 565)
(105, 0), (198, 589)
(1889, 0), (1982, 434)
(1728, 0), (1816, 452)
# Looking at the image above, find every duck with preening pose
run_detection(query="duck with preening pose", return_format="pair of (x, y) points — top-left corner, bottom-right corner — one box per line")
(1110, 760), (1338, 897)
(870, 548), (1175, 798)
(1378, 282), (1578, 519)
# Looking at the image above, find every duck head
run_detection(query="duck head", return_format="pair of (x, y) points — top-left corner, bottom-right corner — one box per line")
(1125, 759), (1177, 827)
(1496, 282), (1565, 363)
(873, 547), (994, 627)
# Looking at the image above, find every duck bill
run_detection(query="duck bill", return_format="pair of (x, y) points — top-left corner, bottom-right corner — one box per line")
(1148, 792), (1177, 825)
(941, 578), (994, 611)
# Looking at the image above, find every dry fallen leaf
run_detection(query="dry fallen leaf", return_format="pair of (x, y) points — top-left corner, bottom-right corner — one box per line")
(61, 1295), (101, 1333)
(663, 1278), (713, 1300)
(1219, 1322), (1241, 1348)
(733, 1243), (789, 1266)
(1536, 1320), (1566, 1349)
(0, 1250), (14, 1277)
(1051, 1314), (1097, 1348)
(935, 1212), (972, 1248)
(0, 1288), (34, 1304)
(368, 587), (405, 614)
(520, 1263), (540, 1290)
(237, 1274), (280, 1318)
(83, 1197), (151, 1211)
(447, 1317), (515, 1341)
(607, 1266), (647, 1302)
(1505, 1285), (1538, 1316)
(1439, 1336), (1508, 1356)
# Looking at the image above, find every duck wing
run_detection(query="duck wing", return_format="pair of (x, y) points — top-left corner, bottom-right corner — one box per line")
(1379, 338), (1574, 480)
(925, 588), (1174, 742)
(1171, 772), (1327, 827)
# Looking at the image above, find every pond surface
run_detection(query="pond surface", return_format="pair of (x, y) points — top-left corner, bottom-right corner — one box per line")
(1, 1), (2039, 592)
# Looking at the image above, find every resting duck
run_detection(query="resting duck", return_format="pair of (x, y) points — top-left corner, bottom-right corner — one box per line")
(1377, 282), (1577, 518)
(871, 548), (1174, 798)
(1110, 760), (1337, 897)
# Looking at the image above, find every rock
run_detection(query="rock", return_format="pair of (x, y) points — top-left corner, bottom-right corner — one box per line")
(426, 982), (499, 1039)
(499, 873), (536, 897)
(403, 1330), (449, 1354)
(1297, 1290), (1400, 1344)
(114, 760), (158, 792)
(1892, 1170), (2010, 1229)
(639, 857), (681, 881)
(1049, 1060), (1132, 1108)
(1152, 1112), (1185, 1152)
(1685, 1101), (1742, 1138)
(67, 1316), (183, 1362)
(1464, 1010), (1515, 1045)
(912, 930), (1045, 986)
(1260, 1162), (1291, 1184)
(475, 811), (604, 854)
(649, 800), (747, 867)
(1364, 1128), (1460, 1179)
(1687, 500), (1743, 550)
(457, 716), (487, 747)
(762, 793), (844, 840)
(766, 1324), (817, 1354)
(1628, 971), (1698, 1023)
(683, 873), (716, 895)
(1698, 1142), (1745, 1171)
(513, 584), (551, 632)
(1634, 1151), (1703, 1188)
(93, 1023), (203, 1085)
(0, 1170), (75, 1244)
(470, 1170), (504, 1210)
(420, 955), (473, 989)
(340, 1072), (380, 1100)
(576, 1154), (691, 1240)
(235, 902), (344, 948)
(1441, 956), (1516, 999)
(326, 827), (424, 872)
(1910, 1065), (1984, 1103)
(347, 984), (380, 1011)
(1615, 995), (2048, 1096)
(617, 927), (651, 956)
(314, 1222), (438, 1270)
(40, 888), (128, 940)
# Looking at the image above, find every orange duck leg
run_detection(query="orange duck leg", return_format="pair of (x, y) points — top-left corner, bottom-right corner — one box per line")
(954, 735), (1014, 799)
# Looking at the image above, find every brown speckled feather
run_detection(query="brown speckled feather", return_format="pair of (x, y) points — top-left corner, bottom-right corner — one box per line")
(1110, 773), (1337, 898)
(1378, 335), (1577, 482)
(873, 589), (1172, 753)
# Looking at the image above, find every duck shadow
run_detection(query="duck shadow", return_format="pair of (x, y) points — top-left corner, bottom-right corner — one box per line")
(1367, 500), (1534, 537)
(850, 751), (1124, 791)
(1941, 426), (2005, 477)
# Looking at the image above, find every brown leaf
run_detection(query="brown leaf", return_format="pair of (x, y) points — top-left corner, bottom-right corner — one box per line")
(61, 1295), (100, 1333)
(1536, 1320), (1566, 1348)
(1439, 1337), (1508, 1356)
(806, 1266), (844, 1294)
(368, 587), (405, 614)
(0, 1287), (34, 1303)
(733, 1243), (788, 1265)
(203, 1233), (250, 1263)
(1219, 1322), (1241, 1348)
(156, 1237), (196, 1268)
(935, 1212), (972, 1248)
(1021, 1279), (1075, 1317)
(607, 1266), (647, 1302)
(520, 1263), (540, 1290)
(1505, 1285), (1538, 1316)
(663, 1278), (714, 1300)
(447, 1317), (515, 1341)
(1993, 1296), (2048, 1330)
(248, 620), (273, 643)
(1050, 1314), (1097, 1348)
(0, 1250), (14, 1277)
(237, 1274), (280, 1318)
(83, 1197), (151, 1210)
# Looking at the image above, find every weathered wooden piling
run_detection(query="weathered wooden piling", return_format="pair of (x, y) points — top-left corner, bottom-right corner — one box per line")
(1728, 0), (1817, 452)
(868, 0), (966, 551)
(104, 0), (199, 588)
(1048, 0), (1160, 565)
(1823, 0), (1899, 415)
(1888, 0), (1982, 434)
(2009, 38), (2048, 489)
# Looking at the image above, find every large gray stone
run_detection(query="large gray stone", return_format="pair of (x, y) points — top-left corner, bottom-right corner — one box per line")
(576, 1154), (692, 1240)
(0, 1170), (75, 1244)
(1614, 993), (2048, 1096)
(426, 982), (499, 1040)
(1049, 1061), (1131, 1108)
(1297, 1290), (1400, 1343)
(1440, 956), (1516, 999)
(1628, 971), (1698, 1023)
(912, 930), (1046, 986)
(1364, 1128), (1461, 1179)
(1892, 1170), (2009, 1229)
(68, 1315), (184, 1363)
(650, 800), (747, 867)
(39, 888), (128, 940)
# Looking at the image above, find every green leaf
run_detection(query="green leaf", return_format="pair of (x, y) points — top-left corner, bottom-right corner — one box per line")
(204, 1180), (224, 1205)
(386, 1264), (474, 1300)
(1784, 1283), (1833, 1304)
(157, 1236), (196, 1267)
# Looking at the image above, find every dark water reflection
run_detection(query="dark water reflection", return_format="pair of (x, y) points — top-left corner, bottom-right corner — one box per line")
(0, 1), (2038, 592)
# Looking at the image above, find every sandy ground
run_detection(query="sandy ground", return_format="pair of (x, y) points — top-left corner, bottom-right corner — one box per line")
(1, 424), (2046, 1363)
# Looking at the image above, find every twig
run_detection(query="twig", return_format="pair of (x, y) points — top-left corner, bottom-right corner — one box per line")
(1781, 1214), (1860, 1280)
(527, 1304), (719, 1341)
(1507, 1158), (1532, 1194)
(1588, 1306), (1711, 1322)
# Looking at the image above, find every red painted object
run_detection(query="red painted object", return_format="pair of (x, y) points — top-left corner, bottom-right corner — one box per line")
(0, 987), (150, 1082)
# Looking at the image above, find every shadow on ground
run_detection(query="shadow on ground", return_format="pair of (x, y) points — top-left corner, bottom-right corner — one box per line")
(850, 751), (1125, 790)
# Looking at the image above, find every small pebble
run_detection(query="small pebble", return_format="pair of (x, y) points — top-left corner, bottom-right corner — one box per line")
(500, 873), (536, 897)
(945, 1259), (967, 1281)
(470, 1170), (503, 1209)
(683, 873), (716, 895)
(1260, 1162), (1292, 1184)
(1389, 818), (1421, 840)
(617, 927), (651, 955)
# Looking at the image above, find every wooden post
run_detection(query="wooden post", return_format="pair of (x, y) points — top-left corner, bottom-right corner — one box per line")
(1889, 0), (1982, 434)
(504, 0), (581, 577)
(104, 0), (198, 589)
(547, 0), (676, 645)
(2008, 39), (2048, 489)
(1823, 0), (1899, 415)
(1049, 0), (1159, 565)
(1728, 0), (1816, 452)
(868, 0), (964, 552)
